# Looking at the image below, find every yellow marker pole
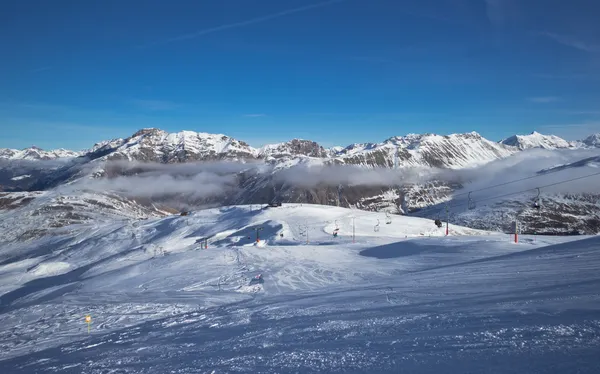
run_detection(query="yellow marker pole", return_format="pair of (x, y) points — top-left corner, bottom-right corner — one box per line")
(85, 315), (91, 334)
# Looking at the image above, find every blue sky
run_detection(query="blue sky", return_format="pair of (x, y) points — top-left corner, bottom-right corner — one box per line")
(1, 0), (599, 151)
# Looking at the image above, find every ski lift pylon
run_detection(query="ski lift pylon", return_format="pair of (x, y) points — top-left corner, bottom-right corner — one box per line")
(533, 187), (542, 209)
(468, 191), (476, 210)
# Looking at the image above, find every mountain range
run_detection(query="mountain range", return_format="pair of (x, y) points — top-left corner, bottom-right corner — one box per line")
(2, 128), (598, 165)
(1, 128), (600, 240)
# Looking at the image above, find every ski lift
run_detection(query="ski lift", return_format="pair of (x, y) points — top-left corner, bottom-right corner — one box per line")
(468, 192), (476, 210)
(385, 212), (392, 224)
(374, 219), (380, 232)
(532, 187), (542, 209)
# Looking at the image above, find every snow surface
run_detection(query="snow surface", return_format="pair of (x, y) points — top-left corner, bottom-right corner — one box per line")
(0, 203), (599, 372)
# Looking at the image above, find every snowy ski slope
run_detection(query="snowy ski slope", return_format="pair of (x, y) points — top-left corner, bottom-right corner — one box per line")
(0, 204), (599, 373)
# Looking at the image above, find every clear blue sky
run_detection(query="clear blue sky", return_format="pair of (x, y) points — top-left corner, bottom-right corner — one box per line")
(1, 0), (599, 151)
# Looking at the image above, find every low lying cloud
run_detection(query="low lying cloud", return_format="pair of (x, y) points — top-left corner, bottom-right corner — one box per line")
(273, 163), (431, 188)
(6, 148), (600, 208)
(75, 173), (237, 199)
(65, 160), (268, 199)
(100, 159), (266, 176)
(62, 159), (434, 200)
(433, 148), (600, 207)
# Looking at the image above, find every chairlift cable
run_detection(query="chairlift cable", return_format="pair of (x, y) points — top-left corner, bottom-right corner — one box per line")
(451, 166), (570, 198)
(416, 170), (600, 216)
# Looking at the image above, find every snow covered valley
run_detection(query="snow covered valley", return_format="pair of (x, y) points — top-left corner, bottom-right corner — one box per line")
(0, 204), (599, 373)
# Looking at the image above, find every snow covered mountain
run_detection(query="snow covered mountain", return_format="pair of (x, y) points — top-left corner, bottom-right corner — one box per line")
(500, 131), (576, 150)
(0, 146), (81, 160)
(335, 132), (517, 169)
(2, 129), (595, 166)
(259, 139), (328, 160)
(88, 128), (258, 162)
(583, 133), (600, 148)
(1, 128), (522, 169)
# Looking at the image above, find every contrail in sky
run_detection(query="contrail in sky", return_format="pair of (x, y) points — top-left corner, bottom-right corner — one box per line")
(139, 0), (346, 48)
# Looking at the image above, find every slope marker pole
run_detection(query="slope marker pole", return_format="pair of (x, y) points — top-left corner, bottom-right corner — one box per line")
(514, 216), (519, 243)
(306, 221), (309, 244)
(445, 203), (449, 236)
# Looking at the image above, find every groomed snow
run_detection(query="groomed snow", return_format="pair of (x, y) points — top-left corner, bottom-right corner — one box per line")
(0, 203), (599, 373)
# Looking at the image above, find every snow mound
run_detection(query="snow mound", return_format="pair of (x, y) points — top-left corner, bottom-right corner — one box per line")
(10, 175), (31, 181)
(28, 262), (71, 276)
(236, 283), (264, 293)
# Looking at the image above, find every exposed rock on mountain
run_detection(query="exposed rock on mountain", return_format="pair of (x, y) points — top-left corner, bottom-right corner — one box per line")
(259, 139), (328, 160)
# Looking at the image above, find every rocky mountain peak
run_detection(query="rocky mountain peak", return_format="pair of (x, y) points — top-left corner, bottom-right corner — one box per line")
(500, 131), (573, 150)
(129, 128), (165, 138)
(582, 133), (600, 147)
(259, 139), (327, 158)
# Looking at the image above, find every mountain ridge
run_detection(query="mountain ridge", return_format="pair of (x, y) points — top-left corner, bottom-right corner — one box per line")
(2, 128), (599, 163)
(499, 131), (579, 150)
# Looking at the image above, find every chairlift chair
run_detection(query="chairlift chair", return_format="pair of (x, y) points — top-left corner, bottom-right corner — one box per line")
(433, 209), (443, 228)
(532, 187), (542, 209)
(385, 212), (392, 224)
(468, 192), (476, 210)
